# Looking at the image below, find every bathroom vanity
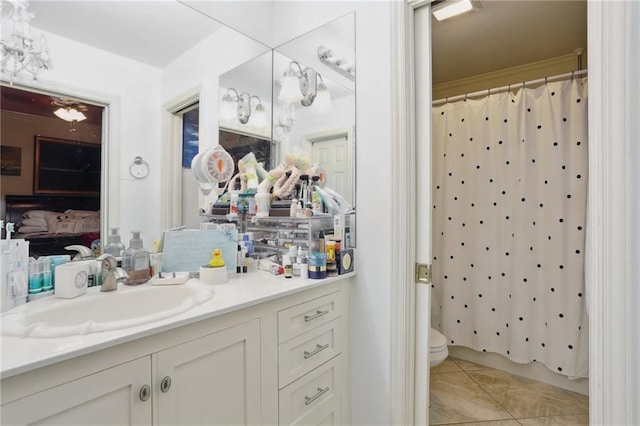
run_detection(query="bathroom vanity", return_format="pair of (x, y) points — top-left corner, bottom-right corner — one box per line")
(0, 273), (353, 425)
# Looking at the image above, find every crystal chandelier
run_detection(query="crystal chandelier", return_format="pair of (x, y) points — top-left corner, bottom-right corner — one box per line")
(1, 0), (51, 82)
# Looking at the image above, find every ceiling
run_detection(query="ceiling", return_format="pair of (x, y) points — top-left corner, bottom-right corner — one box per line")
(24, 1), (586, 80)
(432, 1), (587, 84)
(2, 1), (586, 120)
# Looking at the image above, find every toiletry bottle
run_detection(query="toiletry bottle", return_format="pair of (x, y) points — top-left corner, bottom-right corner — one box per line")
(318, 230), (326, 255)
(104, 227), (125, 257)
(122, 231), (150, 285)
(283, 255), (293, 278)
(229, 177), (241, 217)
(311, 176), (323, 213)
(290, 198), (298, 217)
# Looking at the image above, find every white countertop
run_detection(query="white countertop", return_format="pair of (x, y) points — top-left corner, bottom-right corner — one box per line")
(0, 271), (354, 379)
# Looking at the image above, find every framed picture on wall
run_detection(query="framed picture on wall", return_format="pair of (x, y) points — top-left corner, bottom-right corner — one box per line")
(0, 146), (22, 176)
(34, 136), (101, 194)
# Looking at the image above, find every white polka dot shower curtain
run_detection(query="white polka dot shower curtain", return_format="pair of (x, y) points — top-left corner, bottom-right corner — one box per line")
(431, 78), (589, 378)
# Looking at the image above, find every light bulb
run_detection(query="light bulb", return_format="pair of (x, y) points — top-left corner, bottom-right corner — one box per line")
(313, 82), (331, 113)
(219, 93), (237, 121)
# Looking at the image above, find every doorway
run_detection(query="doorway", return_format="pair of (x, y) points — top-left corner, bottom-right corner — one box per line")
(0, 84), (107, 254)
(404, 0), (594, 424)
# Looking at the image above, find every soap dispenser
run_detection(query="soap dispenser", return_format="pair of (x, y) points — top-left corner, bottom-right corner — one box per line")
(103, 228), (125, 257)
(122, 231), (150, 285)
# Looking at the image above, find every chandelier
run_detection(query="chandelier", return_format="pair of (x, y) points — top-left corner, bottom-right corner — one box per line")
(1, 0), (51, 82)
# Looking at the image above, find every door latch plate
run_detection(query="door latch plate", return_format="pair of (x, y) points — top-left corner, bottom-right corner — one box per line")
(415, 263), (432, 284)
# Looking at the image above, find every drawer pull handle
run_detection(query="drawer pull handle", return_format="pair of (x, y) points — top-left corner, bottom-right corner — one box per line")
(305, 386), (330, 406)
(304, 343), (330, 359)
(160, 376), (172, 393)
(304, 309), (330, 322)
(139, 384), (151, 402)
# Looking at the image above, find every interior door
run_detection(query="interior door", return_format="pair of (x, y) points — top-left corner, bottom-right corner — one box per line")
(306, 130), (353, 206)
(413, 4), (433, 425)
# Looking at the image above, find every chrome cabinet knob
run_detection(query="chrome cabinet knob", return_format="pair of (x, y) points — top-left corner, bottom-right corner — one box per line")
(160, 376), (172, 393)
(139, 384), (151, 401)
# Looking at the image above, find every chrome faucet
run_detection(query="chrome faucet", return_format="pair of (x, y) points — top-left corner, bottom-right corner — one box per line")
(97, 254), (128, 292)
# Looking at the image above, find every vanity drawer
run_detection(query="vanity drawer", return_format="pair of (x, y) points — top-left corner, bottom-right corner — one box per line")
(279, 317), (343, 387)
(279, 356), (343, 426)
(278, 291), (343, 343)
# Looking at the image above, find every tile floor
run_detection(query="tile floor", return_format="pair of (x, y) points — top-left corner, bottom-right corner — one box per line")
(429, 357), (589, 425)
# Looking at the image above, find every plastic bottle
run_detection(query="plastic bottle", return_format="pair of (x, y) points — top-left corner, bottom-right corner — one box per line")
(290, 198), (298, 217)
(122, 231), (150, 285)
(104, 227), (125, 257)
(283, 255), (293, 278)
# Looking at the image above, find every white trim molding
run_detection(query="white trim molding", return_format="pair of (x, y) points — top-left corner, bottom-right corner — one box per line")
(587, 2), (640, 424)
(390, 1), (433, 425)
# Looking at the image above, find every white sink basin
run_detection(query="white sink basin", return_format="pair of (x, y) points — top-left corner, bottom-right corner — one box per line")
(1, 282), (214, 338)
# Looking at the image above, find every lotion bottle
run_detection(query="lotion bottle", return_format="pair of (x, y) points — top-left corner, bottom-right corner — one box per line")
(122, 231), (150, 285)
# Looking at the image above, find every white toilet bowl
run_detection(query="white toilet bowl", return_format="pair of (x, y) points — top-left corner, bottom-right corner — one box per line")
(430, 328), (449, 367)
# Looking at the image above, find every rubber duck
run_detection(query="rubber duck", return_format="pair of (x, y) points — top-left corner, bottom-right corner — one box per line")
(208, 248), (226, 268)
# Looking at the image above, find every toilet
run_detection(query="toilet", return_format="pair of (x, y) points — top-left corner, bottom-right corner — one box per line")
(429, 328), (449, 367)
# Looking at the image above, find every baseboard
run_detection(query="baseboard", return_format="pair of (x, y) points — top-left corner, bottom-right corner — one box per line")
(448, 346), (589, 395)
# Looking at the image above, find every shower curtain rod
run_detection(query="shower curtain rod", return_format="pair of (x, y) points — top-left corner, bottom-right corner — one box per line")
(432, 69), (588, 106)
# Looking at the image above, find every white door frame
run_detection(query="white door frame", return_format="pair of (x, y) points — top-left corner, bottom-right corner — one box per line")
(390, 1), (640, 425)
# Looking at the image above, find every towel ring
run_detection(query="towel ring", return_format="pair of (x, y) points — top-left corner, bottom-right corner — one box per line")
(129, 156), (149, 179)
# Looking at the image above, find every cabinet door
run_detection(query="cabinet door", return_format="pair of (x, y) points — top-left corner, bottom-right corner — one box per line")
(1, 356), (152, 425)
(155, 319), (261, 426)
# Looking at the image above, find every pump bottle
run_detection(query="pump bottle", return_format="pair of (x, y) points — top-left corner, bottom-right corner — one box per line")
(103, 228), (125, 257)
(122, 231), (150, 285)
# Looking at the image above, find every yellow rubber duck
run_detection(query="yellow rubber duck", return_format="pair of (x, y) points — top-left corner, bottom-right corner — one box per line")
(208, 248), (226, 268)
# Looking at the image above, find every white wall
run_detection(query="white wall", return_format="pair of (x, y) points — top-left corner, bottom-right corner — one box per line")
(23, 28), (163, 247)
(274, 2), (394, 424)
(161, 25), (270, 228)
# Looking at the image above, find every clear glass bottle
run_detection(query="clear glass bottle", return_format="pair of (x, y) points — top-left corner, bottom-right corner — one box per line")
(103, 227), (125, 257)
(122, 231), (150, 285)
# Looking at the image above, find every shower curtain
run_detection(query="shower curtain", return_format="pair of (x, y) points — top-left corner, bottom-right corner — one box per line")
(431, 78), (589, 378)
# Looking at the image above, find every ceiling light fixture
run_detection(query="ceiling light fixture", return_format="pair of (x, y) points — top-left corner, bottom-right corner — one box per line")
(53, 107), (87, 122)
(51, 98), (88, 132)
(432, 0), (481, 21)
(1, 0), (52, 82)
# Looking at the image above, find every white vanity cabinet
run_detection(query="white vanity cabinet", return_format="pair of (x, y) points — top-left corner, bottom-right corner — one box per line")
(154, 319), (261, 425)
(277, 289), (348, 425)
(0, 279), (350, 426)
(0, 356), (152, 425)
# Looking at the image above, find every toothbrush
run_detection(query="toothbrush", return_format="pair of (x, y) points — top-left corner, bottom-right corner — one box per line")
(5, 222), (14, 241)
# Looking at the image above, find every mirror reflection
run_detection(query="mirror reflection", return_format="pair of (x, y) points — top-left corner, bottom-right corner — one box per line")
(217, 13), (356, 210)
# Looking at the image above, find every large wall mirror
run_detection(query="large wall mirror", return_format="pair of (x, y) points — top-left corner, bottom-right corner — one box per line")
(218, 13), (356, 210)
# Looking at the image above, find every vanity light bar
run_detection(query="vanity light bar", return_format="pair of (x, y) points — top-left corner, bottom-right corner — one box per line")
(317, 46), (355, 81)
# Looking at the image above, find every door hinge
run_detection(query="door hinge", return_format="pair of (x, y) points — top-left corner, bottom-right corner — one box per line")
(415, 263), (432, 284)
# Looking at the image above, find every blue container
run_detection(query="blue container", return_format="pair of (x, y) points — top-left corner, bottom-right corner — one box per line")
(308, 252), (327, 279)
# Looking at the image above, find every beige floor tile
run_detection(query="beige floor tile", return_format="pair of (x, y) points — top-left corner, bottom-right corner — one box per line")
(565, 390), (589, 408)
(430, 372), (513, 425)
(453, 420), (521, 426)
(453, 357), (488, 371)
(517, 414), (589, 425)
(466, 369), (589, 419)
(432, 357), (463, 373)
